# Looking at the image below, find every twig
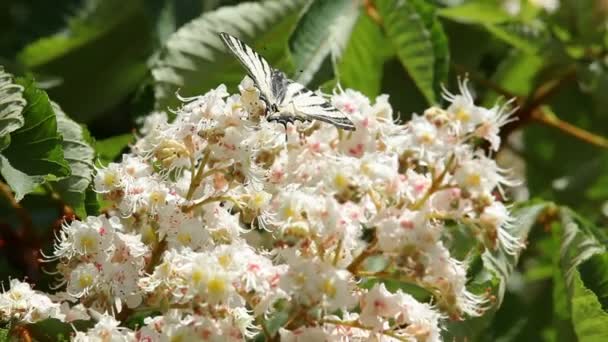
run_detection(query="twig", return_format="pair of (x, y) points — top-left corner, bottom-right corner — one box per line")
(186, 150), (210, 200)
(322, 319), (409, 341)
(346, 236), (377, 273)
(181, 195), (238, 213)
(363, 0), (382, 25)
(531, 108), (608, 149)
(500, 64), (577, 139)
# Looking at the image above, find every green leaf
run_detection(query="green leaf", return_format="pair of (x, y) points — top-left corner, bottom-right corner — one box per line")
(484, 21), (549, 55)
(438, 0), (513, 25)
(0, 78), (69, 200)
(85, 186), (100, 217)
(336, 13), (390, 98)
(2, 78), (69, 177)
(0, 67), (25, 151)
(482, 50), (544, 107)
(95, 133), (134, 165)
(569, 271), (608, 341)
(556, 207), (608, 341)
(481, 201), (551, 304)
(377, 0), (449, 104)
(49, 103), (95, 218)
(152, 0), (306, 110)
(288, 0), (360, 85)
(17, 0), (153, 122)
(442, 201), (552, 340)
(0, 155), (45, 201)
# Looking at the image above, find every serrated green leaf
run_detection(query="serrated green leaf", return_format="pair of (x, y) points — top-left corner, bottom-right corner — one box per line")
(2, 78), (69, 178)
(0, 67), (25, 152)
(556, 207), (608, 341)
(288, 0), (360, 85)
(377, 0), (449, 104)
(337, 13), (390, 98)
(438, 0), (513, 25)
(17, 0), (153, 122)
(50, 103), (95, 218)
(95, 133), (134, 165)
(442, 201), (551, 341)
(152, 0), (307, 110)
(0, 78), (69, 200)
(569, 271), (608, 342)
(85, 186), (100, 217)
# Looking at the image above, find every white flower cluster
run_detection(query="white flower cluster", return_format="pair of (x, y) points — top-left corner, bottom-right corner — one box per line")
(1, 78), (521, 341)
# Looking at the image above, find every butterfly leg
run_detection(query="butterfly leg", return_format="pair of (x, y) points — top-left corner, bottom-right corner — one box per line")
(267, 113), (293, 142)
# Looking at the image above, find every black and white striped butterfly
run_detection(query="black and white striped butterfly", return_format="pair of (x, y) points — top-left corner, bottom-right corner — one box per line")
(219, 32), (355, 131)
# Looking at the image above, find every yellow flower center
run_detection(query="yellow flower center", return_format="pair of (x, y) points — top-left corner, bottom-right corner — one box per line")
(323, 279), (337, 298)
(79, 236), (96, 252)
(78, 274), (93, 288)
(177, 232), (192, 245)
(218, 254), (232, 268)
(455, 107), (470, 122)
(207, 277), (226, 296)
(103, 172), (117, 187)
(466, 173), (481, 187)
(334, 173), (349, 190)
(192, 269), (205, 285)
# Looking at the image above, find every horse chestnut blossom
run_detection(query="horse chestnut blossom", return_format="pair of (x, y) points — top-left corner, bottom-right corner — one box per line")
(1, 77), (522, 341)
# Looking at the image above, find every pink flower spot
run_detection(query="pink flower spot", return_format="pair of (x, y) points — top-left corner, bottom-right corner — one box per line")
(400, 220), (414, 230)
(348, 143), (364, 157)
(343, 103), (356, 114)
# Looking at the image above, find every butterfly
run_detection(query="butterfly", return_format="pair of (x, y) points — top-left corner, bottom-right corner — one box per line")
(219, 32), (356, 132)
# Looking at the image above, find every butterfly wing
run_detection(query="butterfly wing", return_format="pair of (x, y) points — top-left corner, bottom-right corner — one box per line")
(219, 32), (276, 104)
(282, 81), (356, 131)
(220, 32), (355, 131)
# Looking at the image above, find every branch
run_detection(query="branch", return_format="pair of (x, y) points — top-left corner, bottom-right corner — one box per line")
(500, 64), (577, 139)
(531, 108), (608, 149)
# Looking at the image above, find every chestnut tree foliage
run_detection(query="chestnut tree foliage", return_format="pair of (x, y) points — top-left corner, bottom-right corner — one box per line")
(1, 0), (608, 341)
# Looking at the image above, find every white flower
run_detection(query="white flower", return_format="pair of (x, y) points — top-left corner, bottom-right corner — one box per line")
(67, 263), (100, 298)
(0, 279), (62, 323)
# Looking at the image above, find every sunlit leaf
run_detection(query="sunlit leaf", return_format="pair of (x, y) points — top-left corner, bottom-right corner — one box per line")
(0, 67), (25, 152)
(337, 13), (390, 98)
(438, 0), (513, 24)
(0, 78), (69, 200)
(377, 0), (449, 104)
(50, 103), (95, 218)
(288, 0), (360, 85)
(152, 0), (306, 110)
